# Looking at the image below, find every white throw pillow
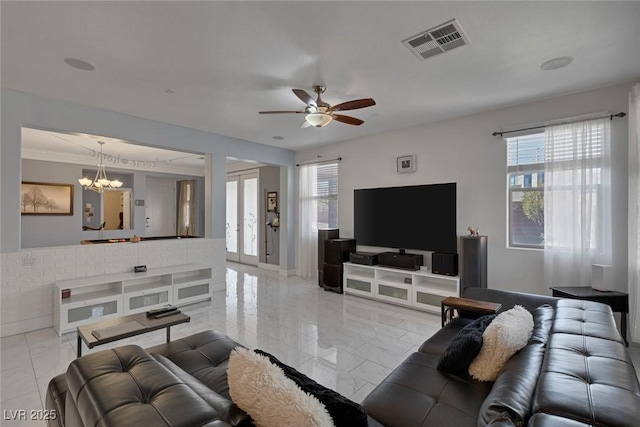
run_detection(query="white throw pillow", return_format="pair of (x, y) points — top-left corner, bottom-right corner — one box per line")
(227, 347), (334, 427)
(469, 305), (534, 382)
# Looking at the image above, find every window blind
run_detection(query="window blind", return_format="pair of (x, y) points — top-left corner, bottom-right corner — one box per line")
(507, 123), (604, 170)
(313, 162), (338, 197)
(507, 133), (545, 168)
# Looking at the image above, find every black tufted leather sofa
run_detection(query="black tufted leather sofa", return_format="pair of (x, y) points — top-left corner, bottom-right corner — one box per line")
(46, 330), (252, 427)
(362, 287), (640, 427)
(46, 288), (640, 427)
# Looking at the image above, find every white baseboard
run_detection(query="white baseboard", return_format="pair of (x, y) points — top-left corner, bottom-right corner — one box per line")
(258, 262), (279, 272)
(1, 315), (52, 338)
(279, 269), (297, 277)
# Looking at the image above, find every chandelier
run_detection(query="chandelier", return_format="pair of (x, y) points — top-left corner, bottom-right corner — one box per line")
(78, 141), (123, 193)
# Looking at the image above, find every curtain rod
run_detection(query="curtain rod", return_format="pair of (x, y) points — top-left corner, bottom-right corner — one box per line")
(296, 157), (342, 167)
(492, 112), (626, 137)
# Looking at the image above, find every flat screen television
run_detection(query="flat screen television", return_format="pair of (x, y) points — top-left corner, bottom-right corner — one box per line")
(354, 183), (457, 254)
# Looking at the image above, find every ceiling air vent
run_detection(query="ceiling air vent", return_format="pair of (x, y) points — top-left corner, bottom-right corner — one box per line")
(402, 19), (469, 60)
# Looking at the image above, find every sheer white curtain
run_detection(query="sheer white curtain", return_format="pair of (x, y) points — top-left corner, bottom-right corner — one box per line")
(543, 116), (611, 287)
(298, 164), (318, 280)
(629, 83), (640, 342)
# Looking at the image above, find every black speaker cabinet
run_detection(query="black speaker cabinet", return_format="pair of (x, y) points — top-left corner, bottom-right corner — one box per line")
(461, 236), (487, 289)
(378, 252), (423, 270)
(325, 238), (356, 265)
(432, 252), (458, 276)
(322, 263), (343, 293)
(317, 229), (339, 286)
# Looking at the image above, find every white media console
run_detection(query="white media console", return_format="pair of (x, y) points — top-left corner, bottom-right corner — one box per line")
(53, 263), (214, 335)
(343, 262), (460, 313)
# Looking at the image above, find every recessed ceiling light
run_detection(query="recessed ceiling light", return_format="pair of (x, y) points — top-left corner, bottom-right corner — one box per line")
(272, 136), (285, 140)
(63, 57), (95, 71)
(540, 56), (573, 71)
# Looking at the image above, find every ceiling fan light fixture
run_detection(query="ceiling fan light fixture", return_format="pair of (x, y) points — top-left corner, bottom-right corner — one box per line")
(305, 113), (333, 127)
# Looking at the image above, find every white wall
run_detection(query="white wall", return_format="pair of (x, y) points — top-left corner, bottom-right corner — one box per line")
(296, 82), (632, 298)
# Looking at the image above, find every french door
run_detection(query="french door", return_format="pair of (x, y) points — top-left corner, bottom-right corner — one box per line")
(226, 172), (259, 265)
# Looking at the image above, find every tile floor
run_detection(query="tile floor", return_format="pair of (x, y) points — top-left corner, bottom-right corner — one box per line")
(1, 262), (640, 426)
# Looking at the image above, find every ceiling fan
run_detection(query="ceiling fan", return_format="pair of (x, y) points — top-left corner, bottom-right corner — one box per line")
(259, 85), (376, 128)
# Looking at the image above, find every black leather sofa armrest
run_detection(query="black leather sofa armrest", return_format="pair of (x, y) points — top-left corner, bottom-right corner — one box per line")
(65, 345), (235, 427)
(45, 373), (68, 427)
(147, 330), (242, 399)
(153, 353), (253, 427)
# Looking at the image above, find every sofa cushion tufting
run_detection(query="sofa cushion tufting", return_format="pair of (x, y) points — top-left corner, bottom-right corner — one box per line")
(531, 300), (640, 427)
(147, 329), (241, 399)
(65, 345), (234, 427)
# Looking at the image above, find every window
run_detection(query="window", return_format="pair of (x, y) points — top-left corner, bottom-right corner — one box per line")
(507, 119), (608, 250)
(314, 162), (339, 229)
(507, 132), (546, 249)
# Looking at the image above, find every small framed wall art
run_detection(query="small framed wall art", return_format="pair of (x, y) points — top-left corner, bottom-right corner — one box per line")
(396, 155), (416, 174)
(267, 191), (278, 212)
(21, 181), (74, 215)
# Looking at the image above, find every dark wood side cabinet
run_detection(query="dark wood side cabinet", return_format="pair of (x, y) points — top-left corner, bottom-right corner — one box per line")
(460, 235), (487, 290)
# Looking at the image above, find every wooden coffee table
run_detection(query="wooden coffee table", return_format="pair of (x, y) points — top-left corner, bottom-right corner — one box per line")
(441, 296), (502, 326)
(76, 311), (190, 357)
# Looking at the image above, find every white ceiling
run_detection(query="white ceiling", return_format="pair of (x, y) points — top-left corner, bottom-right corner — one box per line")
(3, 1), (640, 155)
(21, 127), (207, 175)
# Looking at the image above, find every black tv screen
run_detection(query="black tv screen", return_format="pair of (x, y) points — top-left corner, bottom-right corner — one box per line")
(354, 183), (457, 254)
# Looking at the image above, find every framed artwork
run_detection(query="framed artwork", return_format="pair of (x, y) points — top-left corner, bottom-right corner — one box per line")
(21, 182), (74, 215)
(397, 155), (416, 173)
(267, 191), (278, 212)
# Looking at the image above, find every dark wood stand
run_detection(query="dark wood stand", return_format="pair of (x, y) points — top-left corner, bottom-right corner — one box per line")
(76, 311), (190, 357)
(551, 286), (629, 346)
(441, 296), (501, 327)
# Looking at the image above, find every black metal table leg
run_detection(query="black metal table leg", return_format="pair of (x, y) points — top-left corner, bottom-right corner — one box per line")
(622, 311), (628, 347)
(77, 335), (82, 358)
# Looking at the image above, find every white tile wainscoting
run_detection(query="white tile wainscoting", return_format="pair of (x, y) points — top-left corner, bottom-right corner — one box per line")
(0, 238), (225, 337)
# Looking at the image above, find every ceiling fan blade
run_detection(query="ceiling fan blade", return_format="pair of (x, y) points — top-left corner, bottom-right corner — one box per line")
(300, 120), (312, 128)
(333, 114), (364, 126)
(292, 89), (317, 107)
(331, 98), (376, 112)
(259, 111), (305, 114)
